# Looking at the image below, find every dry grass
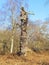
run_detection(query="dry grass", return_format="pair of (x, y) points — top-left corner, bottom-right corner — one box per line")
(0, 50), (49, 65)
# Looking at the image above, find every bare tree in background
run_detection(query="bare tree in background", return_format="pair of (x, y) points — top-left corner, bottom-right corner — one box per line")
(4, 0), (28, 54)
(0, 0), (29, 54)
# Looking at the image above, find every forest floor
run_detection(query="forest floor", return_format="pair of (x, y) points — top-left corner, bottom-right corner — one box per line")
(0, 50), (49, 65)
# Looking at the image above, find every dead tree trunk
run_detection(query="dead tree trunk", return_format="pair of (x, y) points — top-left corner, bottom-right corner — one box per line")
(19, 7), (28, 55)
(10, 17), (15, 54)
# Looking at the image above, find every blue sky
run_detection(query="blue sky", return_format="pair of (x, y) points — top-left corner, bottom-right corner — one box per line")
(0, 0), (49, 29)
(28, 0), (49, 21)
(0, 0), (49, 20)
